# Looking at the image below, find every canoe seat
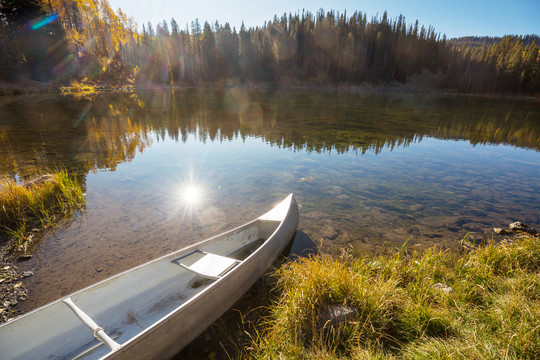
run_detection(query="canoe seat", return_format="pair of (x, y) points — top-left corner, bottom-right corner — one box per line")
(173, 251), (241, 280)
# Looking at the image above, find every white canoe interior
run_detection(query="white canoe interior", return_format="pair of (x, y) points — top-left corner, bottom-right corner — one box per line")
(0, 205), (289, 360)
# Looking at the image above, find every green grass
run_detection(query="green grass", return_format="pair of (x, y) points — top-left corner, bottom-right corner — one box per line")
(248, 236), (540, 359)
(0, 171), (85, 253)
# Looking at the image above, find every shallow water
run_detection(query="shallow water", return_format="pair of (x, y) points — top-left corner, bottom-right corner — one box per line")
(0, 89), (539, 311)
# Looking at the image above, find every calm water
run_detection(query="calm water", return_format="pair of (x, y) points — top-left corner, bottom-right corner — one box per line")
(1, 90), (539, 311)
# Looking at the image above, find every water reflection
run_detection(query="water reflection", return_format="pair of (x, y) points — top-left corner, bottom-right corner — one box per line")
(0, 95), (153, 178)
(1, 90), (539, 179)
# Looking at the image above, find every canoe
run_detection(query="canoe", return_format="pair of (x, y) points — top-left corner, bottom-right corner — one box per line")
(0, 194), (299, 360)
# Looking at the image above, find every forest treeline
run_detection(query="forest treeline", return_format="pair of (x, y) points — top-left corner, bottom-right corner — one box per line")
(449, 35), (540, 48)
(1, 0), (539, 93)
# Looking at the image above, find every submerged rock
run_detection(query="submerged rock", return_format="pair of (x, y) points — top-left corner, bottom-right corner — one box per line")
(298, 176), (314, 183)
(320, 226), (340, 240)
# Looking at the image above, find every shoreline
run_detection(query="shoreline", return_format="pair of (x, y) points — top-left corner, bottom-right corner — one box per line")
(0, 172), (85, 323)
(0, 80), (538, 101)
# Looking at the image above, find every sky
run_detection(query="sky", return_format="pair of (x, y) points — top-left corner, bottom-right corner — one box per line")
(108, 0), (540, 39)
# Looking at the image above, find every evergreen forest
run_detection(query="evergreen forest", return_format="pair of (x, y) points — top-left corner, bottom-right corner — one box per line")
(1, 0), (539, 94)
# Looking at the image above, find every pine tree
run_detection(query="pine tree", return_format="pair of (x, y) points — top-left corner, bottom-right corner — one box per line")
(171, 18), (180, 38)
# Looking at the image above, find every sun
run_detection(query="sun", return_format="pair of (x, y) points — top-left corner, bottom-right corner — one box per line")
(181, 185), (201, 205)
(171, 172), (210, 220)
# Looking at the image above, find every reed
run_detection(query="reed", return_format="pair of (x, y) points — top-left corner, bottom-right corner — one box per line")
(249, 235), (540, 359)
(0, 171), (85, 253)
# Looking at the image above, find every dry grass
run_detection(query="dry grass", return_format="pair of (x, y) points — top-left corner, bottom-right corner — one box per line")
(0, 171), (85, 253)
(248, 235), (540, 359)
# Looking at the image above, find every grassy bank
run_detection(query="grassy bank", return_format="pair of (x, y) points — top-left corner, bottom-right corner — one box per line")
(0, 171), (85, 254)
(247, 235), (540, 359)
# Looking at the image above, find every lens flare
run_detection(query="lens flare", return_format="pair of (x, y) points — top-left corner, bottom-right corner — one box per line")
(30, 14), (58, 30)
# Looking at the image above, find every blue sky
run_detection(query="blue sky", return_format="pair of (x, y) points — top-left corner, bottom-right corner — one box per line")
(109, 0), (540, 38)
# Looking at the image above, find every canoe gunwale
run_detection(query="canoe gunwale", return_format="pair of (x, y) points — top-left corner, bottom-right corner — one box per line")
(0, 194), (299, 360)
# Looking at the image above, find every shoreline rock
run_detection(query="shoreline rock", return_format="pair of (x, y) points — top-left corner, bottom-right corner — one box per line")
(494, 227), (512, 235)
(509, 221), (538, 235)
(318, 304), (358, 328)
(494, 221), (539, 237)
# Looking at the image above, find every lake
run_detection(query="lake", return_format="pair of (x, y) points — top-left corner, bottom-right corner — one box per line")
(1, 89), (539, 311)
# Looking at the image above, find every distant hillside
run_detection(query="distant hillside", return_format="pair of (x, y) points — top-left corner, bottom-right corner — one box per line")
(449, 35), (540, 47)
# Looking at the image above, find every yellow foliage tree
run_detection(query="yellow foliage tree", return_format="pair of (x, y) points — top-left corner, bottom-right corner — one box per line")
(43, 0), (137, 60)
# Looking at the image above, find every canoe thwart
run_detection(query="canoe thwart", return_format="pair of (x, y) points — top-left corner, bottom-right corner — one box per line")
(62, 298), (121, 352)
(172, 250), (241, 280)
